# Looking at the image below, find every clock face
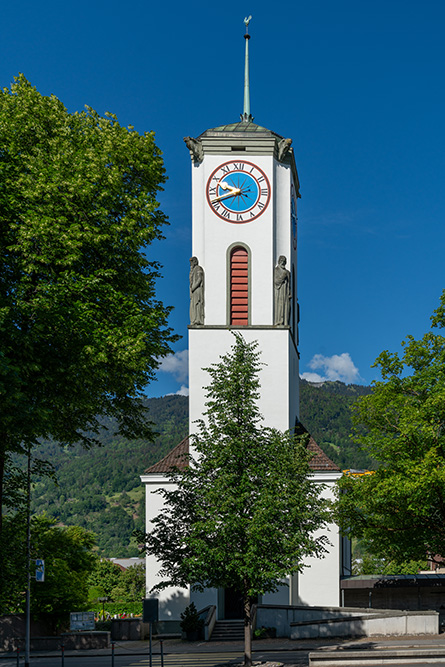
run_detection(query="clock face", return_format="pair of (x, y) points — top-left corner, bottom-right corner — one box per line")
(206, 160), (271, 223)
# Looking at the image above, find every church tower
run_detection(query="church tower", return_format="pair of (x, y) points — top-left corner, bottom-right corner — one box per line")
(142, 18), (348, 627)
(186, 17), (300, 442)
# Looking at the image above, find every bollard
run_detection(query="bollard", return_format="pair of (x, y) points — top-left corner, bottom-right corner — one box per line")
(160, 639), (164, 667)
(16, 647), (20, 667)
(111, 641), (115, 667)
(61, 642), (65, 667)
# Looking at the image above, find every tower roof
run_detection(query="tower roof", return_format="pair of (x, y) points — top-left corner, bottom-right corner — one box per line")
(198, 120), (283, 140)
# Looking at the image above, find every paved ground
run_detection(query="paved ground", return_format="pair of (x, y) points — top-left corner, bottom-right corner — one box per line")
(2, 635), (445, 666)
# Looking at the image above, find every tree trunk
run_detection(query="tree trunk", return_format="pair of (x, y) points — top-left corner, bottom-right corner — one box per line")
(243, 595), (252, 667)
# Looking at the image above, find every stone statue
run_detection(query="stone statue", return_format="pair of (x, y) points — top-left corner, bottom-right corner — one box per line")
(183, 136), (204, 163)
(274, 255), (291, 326)
(189, 257), (204, 325)
(277, 137), (292, 162)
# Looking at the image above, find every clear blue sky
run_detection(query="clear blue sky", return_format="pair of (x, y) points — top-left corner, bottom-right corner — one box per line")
(2, 0), (445, 396)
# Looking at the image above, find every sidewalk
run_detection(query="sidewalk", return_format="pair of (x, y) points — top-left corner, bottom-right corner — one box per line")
(2, 634), (445, 659)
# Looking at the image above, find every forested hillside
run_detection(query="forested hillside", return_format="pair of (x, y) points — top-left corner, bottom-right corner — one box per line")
(30, 396), (188, 556)
(299, 380), (374, 470)
(29, 382), (373, 556)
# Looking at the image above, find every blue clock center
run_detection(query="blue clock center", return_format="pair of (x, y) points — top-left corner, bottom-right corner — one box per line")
(217, 172), (259, 212)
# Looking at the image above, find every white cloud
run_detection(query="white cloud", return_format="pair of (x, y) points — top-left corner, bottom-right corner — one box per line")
(301, 353), (361, 384)
(174, 385), (189, 397)
(158, 349), (189, 384)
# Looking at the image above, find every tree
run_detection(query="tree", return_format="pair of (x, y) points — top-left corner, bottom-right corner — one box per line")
(141, 334), (330, 667)
(87, 558), (124, 599)
(0, 75), (177, 523)
(336, 290), (445, 565)
(1, 515), (95, 621)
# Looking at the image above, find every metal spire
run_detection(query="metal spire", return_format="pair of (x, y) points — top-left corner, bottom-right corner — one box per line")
(241, 15), (253, 123)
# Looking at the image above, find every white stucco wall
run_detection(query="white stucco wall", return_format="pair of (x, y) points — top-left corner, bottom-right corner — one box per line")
(141, 473), (190, 621)
(297, 473), (343, 607)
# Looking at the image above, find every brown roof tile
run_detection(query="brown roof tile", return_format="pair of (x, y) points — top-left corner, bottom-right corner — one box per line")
(307, 435), (340, 472)
(144, 436), (189, 474)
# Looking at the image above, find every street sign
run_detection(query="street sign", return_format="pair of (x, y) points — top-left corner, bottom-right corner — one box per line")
(35, 559), (45, 582)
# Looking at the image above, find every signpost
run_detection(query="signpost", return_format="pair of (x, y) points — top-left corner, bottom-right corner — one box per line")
(143, 599), (159, 667)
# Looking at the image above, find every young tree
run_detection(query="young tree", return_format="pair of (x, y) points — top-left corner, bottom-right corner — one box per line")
(142, 334), (331, 666)
(0, 75), (177, 522)
(336, 290), (445, 565)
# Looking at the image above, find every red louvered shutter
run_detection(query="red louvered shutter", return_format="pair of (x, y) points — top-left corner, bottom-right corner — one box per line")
(230, 247), (248, 326)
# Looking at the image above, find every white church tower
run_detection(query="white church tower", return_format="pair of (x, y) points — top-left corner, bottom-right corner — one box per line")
(141, 18), (348, 632)
(186, 16), (300, 443)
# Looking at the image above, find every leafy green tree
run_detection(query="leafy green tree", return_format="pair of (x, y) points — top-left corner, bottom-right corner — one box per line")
(336, 290), (445, 565)
(140, 334), (330, 667)
(1, 515), (95, 617)
(0, 75), (176, 523)
(111, 563), (145, 602)
(87, 559), (123, 598)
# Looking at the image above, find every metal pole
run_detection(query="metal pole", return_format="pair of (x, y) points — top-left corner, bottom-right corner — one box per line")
(160, 639), (164, 667)
(61, 643), (65, 667)
(111, 641), (115, 667)
(24, 448), (31, 667)
(149, 622), (152, 667)
(16, 646), (20, 667)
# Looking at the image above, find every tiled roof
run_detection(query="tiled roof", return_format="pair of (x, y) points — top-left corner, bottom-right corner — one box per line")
(144, 436), (189, 474)
(307, 435), (340, 472)
(144, 430), (339, 474)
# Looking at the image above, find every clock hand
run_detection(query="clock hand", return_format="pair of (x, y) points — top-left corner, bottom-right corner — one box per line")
(211, 188), (241, 203)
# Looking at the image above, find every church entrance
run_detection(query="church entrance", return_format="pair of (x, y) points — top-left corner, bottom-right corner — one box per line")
(224, 586), (244, 619)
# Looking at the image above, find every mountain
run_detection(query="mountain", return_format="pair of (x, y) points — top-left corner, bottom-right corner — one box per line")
(299, 379), (374, 470)
(29, 381), (373, 556)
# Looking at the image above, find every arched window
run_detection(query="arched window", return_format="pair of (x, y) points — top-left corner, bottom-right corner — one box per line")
(230, 246), (249, 326)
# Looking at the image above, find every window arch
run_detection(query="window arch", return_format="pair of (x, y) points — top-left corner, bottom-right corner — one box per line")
(229, 245), (249, 326)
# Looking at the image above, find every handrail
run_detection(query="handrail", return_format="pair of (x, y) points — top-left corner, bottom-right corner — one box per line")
(197, 605), (217, 641)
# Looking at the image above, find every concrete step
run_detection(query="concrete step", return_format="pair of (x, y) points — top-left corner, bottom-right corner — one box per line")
(210, 620), (244, 640)
(309, 647), (445, 666)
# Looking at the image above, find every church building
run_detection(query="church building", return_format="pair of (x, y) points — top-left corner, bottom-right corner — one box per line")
(141, 18), (350, 632)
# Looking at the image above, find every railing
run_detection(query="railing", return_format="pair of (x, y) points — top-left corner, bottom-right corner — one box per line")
(197, 605), (217, 641)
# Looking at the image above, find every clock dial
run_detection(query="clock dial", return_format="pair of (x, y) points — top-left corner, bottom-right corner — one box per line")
(206, 160), (271, 223)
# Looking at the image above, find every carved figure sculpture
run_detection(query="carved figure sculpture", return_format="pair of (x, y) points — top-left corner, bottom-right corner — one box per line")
(189, 257), (204, 325)
(183, 136), (204, 163)
(274, 255), (291, 326)
(277, 137), (292, 162)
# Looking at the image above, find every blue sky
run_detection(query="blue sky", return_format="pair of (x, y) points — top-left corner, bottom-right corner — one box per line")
(2, 0), (445, 396)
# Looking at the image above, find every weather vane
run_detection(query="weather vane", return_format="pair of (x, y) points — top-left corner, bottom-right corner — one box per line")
(244, 15), (252, 34)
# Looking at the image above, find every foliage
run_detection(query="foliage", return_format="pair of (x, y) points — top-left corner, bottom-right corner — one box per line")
(353, 553), (428, 576)
(110, 563), (145, 602)
(0, 515), (95, 615)
(87, 559), (123, 598)
(179, 602), (204, 633)
(88, 600), (142, 618)
(0, 74), (176, 521)
(140, 334), (331, 666)
(336, 290), (445, 565)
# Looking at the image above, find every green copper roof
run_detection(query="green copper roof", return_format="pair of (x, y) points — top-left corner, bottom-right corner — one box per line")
(199, 121), (283, 139)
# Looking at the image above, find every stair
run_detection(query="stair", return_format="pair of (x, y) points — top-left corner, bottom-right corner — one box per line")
(210, 619), (244, 641)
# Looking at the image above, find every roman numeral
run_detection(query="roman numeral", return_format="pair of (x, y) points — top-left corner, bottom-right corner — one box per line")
(221, 209), (230, 219)
(261, 189), (268, 197)
(221, 165), (231, 173)
(236, 214), (244, 222)
(258, 202), (264, 209)
(209, 187), (216, 195)
(233, 163), (245, 171)
(250, 211), (255, 218)
(212, 203), (221, 212)
(257, 176), (265, 183)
